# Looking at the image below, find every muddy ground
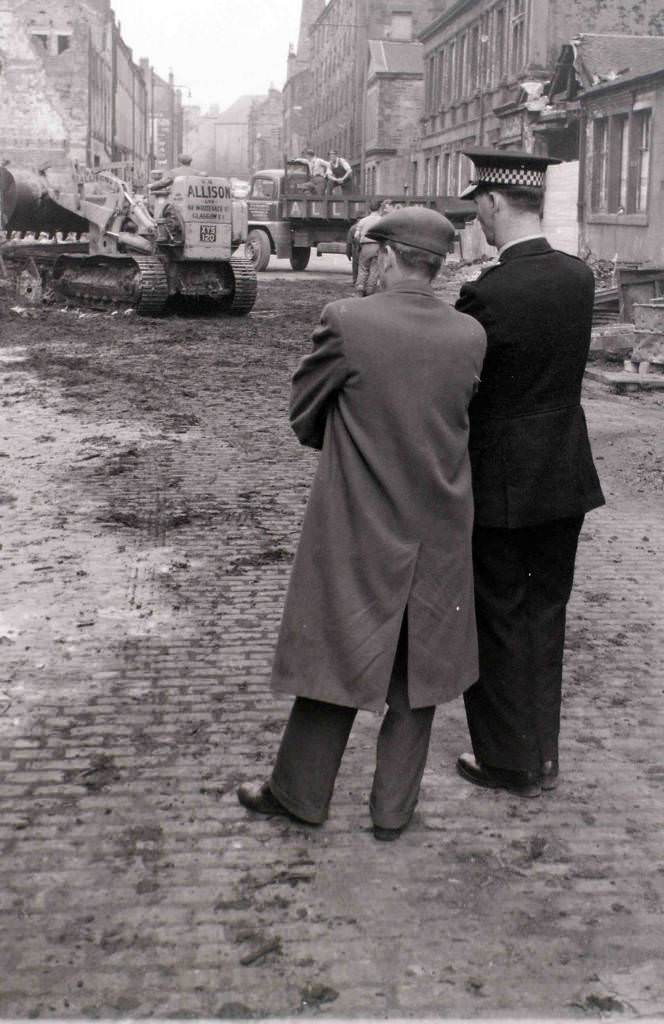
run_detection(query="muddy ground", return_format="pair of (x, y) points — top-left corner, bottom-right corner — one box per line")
(1, 261), (663, 1020)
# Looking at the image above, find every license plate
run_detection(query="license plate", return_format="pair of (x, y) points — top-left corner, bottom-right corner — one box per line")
(199, 225), (217, 242)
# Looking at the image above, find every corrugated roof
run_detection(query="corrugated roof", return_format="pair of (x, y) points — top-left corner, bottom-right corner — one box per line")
(574, 33), (664, 87)
(368, 40), (423, 77)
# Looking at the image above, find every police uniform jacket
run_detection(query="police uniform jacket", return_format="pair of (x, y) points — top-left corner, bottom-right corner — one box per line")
(271, 280), (487, 711)
(455, 237), (605, 527)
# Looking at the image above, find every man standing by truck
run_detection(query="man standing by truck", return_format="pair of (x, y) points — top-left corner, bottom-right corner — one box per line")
(354, 199), (394, 296)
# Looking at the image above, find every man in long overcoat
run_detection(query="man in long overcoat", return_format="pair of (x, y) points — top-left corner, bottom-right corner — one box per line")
(453, 148), (605, 797)
(238, 207), (486, 840)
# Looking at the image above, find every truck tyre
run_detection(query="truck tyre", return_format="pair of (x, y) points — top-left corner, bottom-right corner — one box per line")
(290, 246), (310, 271)
(245, 229), (271, 271)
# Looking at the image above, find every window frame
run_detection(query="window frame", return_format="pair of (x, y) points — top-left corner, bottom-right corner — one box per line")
(588, 104), (653, 224)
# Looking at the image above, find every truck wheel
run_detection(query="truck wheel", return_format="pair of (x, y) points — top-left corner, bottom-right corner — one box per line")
(245, 229), (271, 271)
(290, 246), (310, 271)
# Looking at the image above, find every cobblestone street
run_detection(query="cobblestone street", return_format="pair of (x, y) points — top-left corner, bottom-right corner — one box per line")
(1, 266), (663, 1019)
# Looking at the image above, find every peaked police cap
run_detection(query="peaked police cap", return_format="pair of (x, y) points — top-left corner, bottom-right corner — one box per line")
(459, 147), (561, 199)
(365, 206), (455, 256)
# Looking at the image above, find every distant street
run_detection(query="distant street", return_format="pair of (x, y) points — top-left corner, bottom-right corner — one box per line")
(1, 267), (663, 1018)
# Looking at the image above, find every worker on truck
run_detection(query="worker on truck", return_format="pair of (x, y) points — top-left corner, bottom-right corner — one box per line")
(304, 149), (330, 195)
(326, 150), (353, 194)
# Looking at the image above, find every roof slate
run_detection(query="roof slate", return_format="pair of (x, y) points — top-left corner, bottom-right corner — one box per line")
(574, 32), (664, 87)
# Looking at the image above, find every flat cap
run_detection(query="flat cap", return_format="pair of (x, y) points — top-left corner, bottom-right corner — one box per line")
(365, 206), (455, 256)
(459, 146), (561, 199)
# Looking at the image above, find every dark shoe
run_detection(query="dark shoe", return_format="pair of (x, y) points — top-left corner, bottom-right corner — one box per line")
(541, 759), (559, 791)
(373, 824), (404, 842)
(237, 781), (296, 819)
(456, 753), (541, 798)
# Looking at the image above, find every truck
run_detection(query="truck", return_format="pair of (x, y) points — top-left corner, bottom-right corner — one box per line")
(244, 159), (477, 273)
(0, 162), (257, 316)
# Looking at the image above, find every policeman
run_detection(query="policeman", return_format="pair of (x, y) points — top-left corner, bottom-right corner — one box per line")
(453, 147), (605, 797)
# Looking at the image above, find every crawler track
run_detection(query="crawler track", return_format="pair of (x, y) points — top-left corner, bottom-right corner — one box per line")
(52, 254), (169, 316)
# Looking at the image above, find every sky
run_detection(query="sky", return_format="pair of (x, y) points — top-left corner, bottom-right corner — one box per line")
(111, 0), (304, 112)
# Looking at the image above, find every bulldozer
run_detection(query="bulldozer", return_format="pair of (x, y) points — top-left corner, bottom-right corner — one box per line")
(0, 162), (257, 316)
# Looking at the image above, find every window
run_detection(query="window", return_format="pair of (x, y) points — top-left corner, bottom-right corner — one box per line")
(468, 25), (480, 94)
(434, 155), (440, 195)
(438, 48), (446, 107)
(432, 51), (441, 109)
(480, 15), (490, 86)
(633, 109), (651, 212)
(425, 54), (436, 113)
(591, 108), (652, 215)
(493, 6), (506, 83)
(57, 34), (71, 54)
(251, 177), (276, 199)
(448, 40), (456, 101)
(510, 0), (526, 76)
(32, 33), (49, 50)
(608, 114), (629, 212)
(455, 33), (466, 99)
(443, 152), (450, 193)
(591, 117), (609, 211)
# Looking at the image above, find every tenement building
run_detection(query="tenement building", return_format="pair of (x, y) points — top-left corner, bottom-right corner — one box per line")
(1, 0), (148, 172)
(288, 0), (445, 192)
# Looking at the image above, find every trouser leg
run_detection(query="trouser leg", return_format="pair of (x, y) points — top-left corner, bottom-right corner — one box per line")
(526, 516), (583, 764)
(269, 697), (357, 824)
(466, 519), (584, 773)
(365, 254), (380, 295)
(356, 244), (378, 295)
(465, 526), (539, 772)
(370, 615), (436, 829)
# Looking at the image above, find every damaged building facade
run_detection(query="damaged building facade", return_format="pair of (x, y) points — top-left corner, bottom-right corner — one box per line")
(285, 0), (447, 192)
(543, 33), (664, 265)
(0, 0), (183, 180)
(417, 0), (664, 254)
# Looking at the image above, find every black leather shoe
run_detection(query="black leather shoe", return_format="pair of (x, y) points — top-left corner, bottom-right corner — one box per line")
(456, 753), (541, 798)
(237, 781), (297, 819)
(373, 824), (404, 842)
(541, 759), (559, 791)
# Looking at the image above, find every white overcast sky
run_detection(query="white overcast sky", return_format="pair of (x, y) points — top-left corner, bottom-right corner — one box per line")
(111, 0), (304, 112)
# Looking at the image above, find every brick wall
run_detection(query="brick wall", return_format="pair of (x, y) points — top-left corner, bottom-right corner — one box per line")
(0, 8), (70, 165)
(2, 0), (148, 171)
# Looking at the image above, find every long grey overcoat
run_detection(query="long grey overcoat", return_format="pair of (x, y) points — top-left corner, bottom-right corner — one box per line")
(271, 278), (487, 711)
